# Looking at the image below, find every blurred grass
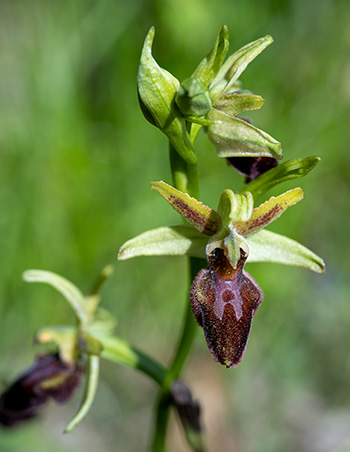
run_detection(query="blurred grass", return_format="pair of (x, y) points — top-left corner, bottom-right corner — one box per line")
(0, 0), (349, 451)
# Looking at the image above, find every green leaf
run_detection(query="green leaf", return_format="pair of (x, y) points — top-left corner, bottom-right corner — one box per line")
(217, 189), (254, 224)
(137, 27), (197, 164)
(207, 109), (283, 160)
(246, 229), (325, 273)
(191, 25), (229, 86)
(64, 355), (100, 433)
(151, 181), (222, 235)
(118, 225), (207, 260)
(23, 270), (88, 325)
(210, 35), (274, 104)
(235, 188), (303, 236)
(214, 92), (265, 116)
(240, 156), (321, 200)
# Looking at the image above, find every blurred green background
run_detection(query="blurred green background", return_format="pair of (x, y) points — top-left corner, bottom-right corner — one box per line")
(0, 0), (349, 451)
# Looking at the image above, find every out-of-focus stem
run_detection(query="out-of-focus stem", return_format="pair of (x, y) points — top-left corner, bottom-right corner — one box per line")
(95, 334), (167, 386)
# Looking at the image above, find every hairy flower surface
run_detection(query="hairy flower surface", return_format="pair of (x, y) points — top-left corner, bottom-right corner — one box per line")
(191, 248), (263, 367)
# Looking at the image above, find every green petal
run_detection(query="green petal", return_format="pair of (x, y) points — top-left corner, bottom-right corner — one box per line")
(191, 25), (229, 86)
(151, 181), (222, 235)
(246, 229), (325, 273)
(207, 109), (283, 160)
(210, 35), (274, 103)
(240, 156), (321, 200)
(137, 27), (197, 164)
(214, 92), (265, 116)
(64, 355), (100, 433)
(235, 188), (304, 236)
(118, 225), (207, 260)
(23, 270), (88, 325)
(35, 326), (77, 365)
(217, 189), (254, 224)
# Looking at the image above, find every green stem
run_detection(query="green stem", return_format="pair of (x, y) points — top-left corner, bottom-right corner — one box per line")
(152, 143), (204, 451)
(169, 144), (199, 199)
(96, 334), (167, 386)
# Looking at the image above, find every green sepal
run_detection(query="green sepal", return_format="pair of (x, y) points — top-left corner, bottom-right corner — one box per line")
(151, 181), (222, 235)
(94, 333), (167, 386)
(23, 270), (88, 326)
(240, 156), (321, 200)
(64, 355), (100, 433)
(214, 92), (265, 116)
(79, 329), (104, 356)
(207, 109), (283, 160)
(85, 265), (114, 323)
(35, 325), (78, 365)
(191, 25), (229, 87)
(89, 265), (114, 296)
(84, 295), (100, 324)
(118, 225), (208, 260)
(235, 188), (303, 236)
(210, 35), (274, 104)
(137, 27), (197, 164)
(88, 308), (117, 336)
(246, 229), (325, 273)
(217, 189), (253, 224)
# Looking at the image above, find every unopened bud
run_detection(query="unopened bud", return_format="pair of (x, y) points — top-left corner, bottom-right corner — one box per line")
(176, 78), (212, 117)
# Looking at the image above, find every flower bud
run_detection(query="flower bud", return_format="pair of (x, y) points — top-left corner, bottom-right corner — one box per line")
(170, 380), (204, 450)
(176, 78), (212, 117)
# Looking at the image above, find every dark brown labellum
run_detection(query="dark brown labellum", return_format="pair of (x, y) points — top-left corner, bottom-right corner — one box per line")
(190, 249), (263, 368)
(226, 156), (278, 183)
(0, 354), (82, 427)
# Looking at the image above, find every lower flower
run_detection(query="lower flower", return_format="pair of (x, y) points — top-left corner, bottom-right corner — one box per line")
(190, 248), (263, 368)
(0, 353), (82, 427)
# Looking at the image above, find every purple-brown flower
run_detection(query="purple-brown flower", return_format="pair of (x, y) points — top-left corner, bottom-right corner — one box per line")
(190, 247), (263, 368)
(119, 180), (325, 367)
(225, 118), (279, 182)
(0, 354), (82, 427)
(227, 156), (278, 182)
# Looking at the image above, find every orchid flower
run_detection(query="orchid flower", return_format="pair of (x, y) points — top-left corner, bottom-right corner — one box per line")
(119, 181), (324, 367)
